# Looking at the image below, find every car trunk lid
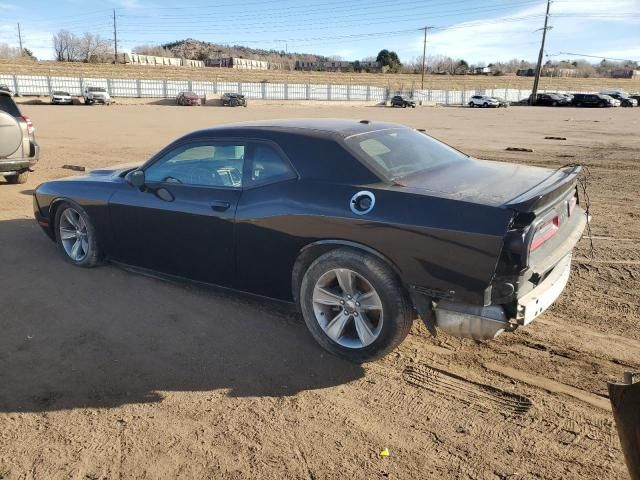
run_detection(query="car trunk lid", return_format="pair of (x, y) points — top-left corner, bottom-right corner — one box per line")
(398, 158), (580, 213)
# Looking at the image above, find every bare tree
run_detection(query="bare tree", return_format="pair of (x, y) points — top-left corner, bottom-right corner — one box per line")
(0, 42), (22, 59)
(79, 33), (111, 63)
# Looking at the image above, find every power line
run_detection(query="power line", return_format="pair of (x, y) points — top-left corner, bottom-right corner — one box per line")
(549, 51), (640, 63)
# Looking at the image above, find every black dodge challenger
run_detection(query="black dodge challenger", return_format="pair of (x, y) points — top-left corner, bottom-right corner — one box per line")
(33, 119), (587, 362)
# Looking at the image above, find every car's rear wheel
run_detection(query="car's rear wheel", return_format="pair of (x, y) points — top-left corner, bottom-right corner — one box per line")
(54, 202), (102, 267)
(299, 248), (413, 362)
(4, 171), (28, 184)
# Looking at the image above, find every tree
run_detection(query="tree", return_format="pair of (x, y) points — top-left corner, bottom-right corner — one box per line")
(0, 42), (22, 59)
(78, 33), (111, 63)
(21, 48), (36, 60)
(376, 49), (402, 73)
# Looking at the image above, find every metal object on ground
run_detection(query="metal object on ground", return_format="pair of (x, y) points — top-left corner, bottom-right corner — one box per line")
(608, 371), (640, 480)
(62, 164), (86, 172)
(506, 147), (534, 152)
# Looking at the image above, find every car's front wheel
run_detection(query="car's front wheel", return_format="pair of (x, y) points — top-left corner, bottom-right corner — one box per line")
(54, 202), (102, 267)
(300, 248), (413, 363)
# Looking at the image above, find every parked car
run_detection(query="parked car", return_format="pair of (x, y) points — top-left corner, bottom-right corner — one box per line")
(468, 95), (500, 107)
(390, 95), (416, 108)
(50, 91), (73, 105)
(529, 93), (571, 106)
(599, 90), (638, 107)
(221, 93), (247, 107)
(0, 84), (13, 96)
(83, 86), (111, 105)
(572, 93), (615, 108)
(603, 95), (621, 107)
(493, 97), (510, 108)
(33, 119), (587, 362)
(0, 89), (39, 184)
(558, 93), (574, 101)
(630, 94), (640, 103)
(176, 91), (201, 106)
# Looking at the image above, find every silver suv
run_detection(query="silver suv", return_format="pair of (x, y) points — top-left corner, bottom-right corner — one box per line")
(0, 91), (39, 184)
(83, 86), (111, 105)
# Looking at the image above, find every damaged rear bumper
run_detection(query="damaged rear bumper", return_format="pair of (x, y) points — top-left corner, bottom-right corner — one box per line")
(433, 254), (573, 340)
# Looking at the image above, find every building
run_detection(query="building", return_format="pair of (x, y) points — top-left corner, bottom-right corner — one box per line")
(610, 68), (640, 79)
(205, 57), (271, 70)
(295, 60), (382, 72)
(516, 68), (536, 77)
(120, 53), (204, 67)
(472, 66), (492, 75)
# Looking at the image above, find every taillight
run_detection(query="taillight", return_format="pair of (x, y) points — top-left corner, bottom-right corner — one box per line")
(20, 115), (34, 135)
(568, 191), (577, 216)
(530, 214), (559, 252)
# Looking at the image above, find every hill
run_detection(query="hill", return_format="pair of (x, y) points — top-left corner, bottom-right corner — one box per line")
(135, 38), (330, 68)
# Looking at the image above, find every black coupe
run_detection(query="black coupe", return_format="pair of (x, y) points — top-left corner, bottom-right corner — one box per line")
(33, 119), (587, 362)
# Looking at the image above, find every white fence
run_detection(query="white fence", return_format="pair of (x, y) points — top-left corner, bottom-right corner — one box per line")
(0, 73), (540, 104)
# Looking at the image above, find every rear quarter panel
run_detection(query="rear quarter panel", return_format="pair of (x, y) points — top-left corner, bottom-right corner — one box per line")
(236, 179), (514, 304)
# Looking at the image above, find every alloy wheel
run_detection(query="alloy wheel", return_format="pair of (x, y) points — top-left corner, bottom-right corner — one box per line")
(312, 268), (384, 349)
(59, 208), (89, 262)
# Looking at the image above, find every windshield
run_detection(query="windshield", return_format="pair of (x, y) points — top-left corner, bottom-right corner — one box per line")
(345, 128), (468, 182)
(53, 91), (69, 95)
(183, 92), (197, 96)
(88, 87), (105, 92)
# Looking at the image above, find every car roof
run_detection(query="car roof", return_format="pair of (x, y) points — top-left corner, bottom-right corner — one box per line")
(188, 118), (406, 139)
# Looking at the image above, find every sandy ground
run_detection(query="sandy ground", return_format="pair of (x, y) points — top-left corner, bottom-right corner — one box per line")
(0, 103), (639, 480)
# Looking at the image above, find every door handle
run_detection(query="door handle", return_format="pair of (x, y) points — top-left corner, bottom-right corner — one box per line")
(210, 201), (231, 212)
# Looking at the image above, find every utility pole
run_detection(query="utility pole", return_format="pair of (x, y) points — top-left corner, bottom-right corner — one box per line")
(530, 0), (552, 105)
(17, 23), (23, 55)
(420, 26), (428, 89)
(113, 9), (118, 64)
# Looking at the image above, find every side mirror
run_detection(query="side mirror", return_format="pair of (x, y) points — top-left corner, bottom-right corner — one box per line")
(126, 169), (146, 188)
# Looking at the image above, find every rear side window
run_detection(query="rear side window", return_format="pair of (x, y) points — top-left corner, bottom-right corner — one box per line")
(248, 143), (295, 186)
(0, 95), (21, 117)
(345, 128), (467, 182)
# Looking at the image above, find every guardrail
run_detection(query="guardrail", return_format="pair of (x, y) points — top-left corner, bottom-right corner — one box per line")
(1, 73), (541, 105)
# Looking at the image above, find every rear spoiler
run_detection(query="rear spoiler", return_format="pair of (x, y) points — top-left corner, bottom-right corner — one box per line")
(506, 165), (582, 214)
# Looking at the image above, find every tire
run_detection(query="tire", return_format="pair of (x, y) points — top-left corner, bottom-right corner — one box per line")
(552, 101), (558, 107)
(54, 201), (102, 268)
(299, 248), (413, 363)
(468, 102), (474, 107)
(4, 171), (28, 184)
(482, 102), (488, 108)
(230, 98), (239, 107)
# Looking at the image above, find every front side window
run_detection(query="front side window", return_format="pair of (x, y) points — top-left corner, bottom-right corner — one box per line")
(345, 128), (467, 182)
(145, 142), (245, 188)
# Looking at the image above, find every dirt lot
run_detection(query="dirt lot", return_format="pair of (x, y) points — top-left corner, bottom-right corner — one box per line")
(0, 103), (639, 479)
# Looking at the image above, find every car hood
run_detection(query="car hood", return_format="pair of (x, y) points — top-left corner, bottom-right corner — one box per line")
(397, 158), (577, 212)
(55, 163), (141, 182)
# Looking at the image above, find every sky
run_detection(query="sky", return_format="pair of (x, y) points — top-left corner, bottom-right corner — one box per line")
(0, 0), (639, 64)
